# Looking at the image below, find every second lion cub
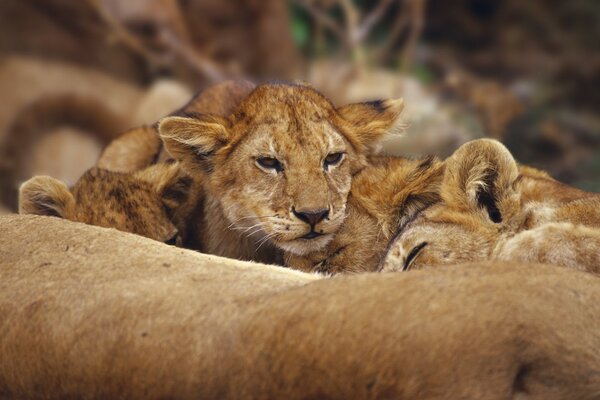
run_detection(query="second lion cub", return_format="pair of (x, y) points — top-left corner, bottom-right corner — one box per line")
(382, 139), (600, 273)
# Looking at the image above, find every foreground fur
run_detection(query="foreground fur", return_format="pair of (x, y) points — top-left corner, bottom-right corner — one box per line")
(159, 83), (405, 263)
(383, 139), (600, 273)
(2, 215), (600, 399)
(286, 155), (443, 274)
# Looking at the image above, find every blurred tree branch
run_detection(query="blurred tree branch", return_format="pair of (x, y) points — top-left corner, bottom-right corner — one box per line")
(87, 0), (226, 82)
(292, 0), (429, 72)
(400, 0), (426, 72)
(292, 0), (345, 41)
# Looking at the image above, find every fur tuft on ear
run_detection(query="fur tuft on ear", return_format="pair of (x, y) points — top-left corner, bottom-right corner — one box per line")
(337, 98), (406, 151)
(158, 116), (229, 173)
(442, 139), (520, 224)
(135, 163), (193, 213)
(19, 176), (74, 218)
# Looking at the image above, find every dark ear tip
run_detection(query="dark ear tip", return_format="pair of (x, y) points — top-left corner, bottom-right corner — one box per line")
(365, 100), (385, 112)
(362, 98), (405, 114)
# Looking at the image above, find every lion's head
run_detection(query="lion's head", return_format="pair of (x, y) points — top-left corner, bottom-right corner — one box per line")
(382, 139), (523, 271)
(19, 164), (192, 244)
(159, 83), (404, 255)
(382, 139), (600, 272)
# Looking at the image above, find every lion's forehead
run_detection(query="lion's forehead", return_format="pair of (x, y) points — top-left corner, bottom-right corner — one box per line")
(248, 118), (346, 157)
(239, 84), (334, 119)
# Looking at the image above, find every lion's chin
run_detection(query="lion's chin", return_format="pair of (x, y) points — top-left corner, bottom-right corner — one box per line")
(276, 233), (334, 256)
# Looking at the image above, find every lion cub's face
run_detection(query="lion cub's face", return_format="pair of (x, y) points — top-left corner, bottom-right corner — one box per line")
(19, 164), (191, 244)
(382, 139), (522, 271)
(160, 83), (404, 255)
(382, 139), (600, 272)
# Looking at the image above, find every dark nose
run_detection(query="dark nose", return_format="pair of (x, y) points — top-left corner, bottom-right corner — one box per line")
(293, 207), (330, 226)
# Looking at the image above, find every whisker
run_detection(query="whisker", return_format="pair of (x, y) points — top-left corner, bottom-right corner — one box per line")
(255, 232), (277, 252)
(229, 223), (263, 233)
(227, 214), (279, 229)
(243, 227), (265, 239)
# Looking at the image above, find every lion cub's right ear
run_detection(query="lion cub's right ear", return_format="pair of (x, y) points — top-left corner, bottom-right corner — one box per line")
(19, 176), (74, 218)
(158, 116), (229, 173)
(337, 98), (406, 152)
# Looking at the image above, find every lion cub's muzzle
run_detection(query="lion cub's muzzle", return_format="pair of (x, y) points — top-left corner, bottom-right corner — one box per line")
(292, 207), (330, 239)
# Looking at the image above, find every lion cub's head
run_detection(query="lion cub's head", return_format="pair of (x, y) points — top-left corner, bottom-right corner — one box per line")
(382, 139), (523, 271)
(382, 139), (600, 272)
(159, 83), (404, 255)
(19, 164), (192, 244)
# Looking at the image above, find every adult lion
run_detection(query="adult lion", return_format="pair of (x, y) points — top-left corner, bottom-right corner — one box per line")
(1, 215), (600, 399)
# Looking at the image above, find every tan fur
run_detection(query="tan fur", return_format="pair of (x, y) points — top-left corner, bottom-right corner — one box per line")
(95, 125), (162, 172)
(286, 156), (444, 274)
(494, 223), (600, 272)
(19, 163), (198, 245)
(2, 215), (600, 399)
(382, 139), (600, 273)
(159, 83), (405, 263)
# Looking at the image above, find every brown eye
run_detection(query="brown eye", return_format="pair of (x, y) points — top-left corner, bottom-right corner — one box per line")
(403, 242), (428, 271)
(323, 152), (344, 170)
(256, 157), (283, 172)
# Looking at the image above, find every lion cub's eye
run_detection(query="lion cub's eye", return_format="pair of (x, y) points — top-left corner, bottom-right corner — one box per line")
(403, 242), (428, 271)
(323, 152), (344, 170)
(256, 157), (283, 173)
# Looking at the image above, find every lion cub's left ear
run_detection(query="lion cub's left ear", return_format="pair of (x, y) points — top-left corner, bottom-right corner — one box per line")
(136, 163), (193, 214)
(442, 139), (521, 224)
(337, 98), (405, 151)
(19, 176), (75, 218)
(159, 116), (229, 173)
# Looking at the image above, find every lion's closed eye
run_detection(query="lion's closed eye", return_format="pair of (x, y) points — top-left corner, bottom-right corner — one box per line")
(403, 242), (428, 271)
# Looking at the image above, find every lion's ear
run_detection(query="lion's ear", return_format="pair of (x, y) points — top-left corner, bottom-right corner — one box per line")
(136, 163), (193, 213)
(159, 116), (229, 173)
(441, 139), (520, 224)
(19, 176), (74, 218)
(337, 98), (405, 151)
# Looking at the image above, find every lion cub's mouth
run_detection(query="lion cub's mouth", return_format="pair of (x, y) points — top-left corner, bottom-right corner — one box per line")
(301, 231), (324, 240)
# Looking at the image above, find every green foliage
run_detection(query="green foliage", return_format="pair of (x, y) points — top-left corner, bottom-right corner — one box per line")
(290, 5), (310, 49)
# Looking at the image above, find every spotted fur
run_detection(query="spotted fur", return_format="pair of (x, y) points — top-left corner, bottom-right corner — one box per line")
(19, 163), (198, 245)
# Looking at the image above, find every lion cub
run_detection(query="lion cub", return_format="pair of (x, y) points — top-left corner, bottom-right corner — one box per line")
(382, 139), (600, 273)
(285, 155), (444, 274)
(158, 82), (406, 264)
(19, 162), (200, 246)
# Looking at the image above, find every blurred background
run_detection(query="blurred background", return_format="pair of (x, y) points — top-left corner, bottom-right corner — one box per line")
(1, 0), (598, 213)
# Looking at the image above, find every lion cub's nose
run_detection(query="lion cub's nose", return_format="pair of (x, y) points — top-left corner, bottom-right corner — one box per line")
(292, 207), (330, 226)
